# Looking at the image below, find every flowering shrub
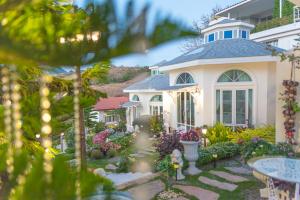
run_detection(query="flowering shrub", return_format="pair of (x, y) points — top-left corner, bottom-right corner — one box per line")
(180, 130), (199, 142)
(93, 130), (110, 145)
(92, 129), (121, 157)
(155, 132), (183, 159)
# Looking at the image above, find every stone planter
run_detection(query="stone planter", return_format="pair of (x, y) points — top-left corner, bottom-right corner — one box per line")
(180, 140), (202, 175)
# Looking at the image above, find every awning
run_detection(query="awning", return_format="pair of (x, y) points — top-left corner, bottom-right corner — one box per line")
(121, 101), (141, 108)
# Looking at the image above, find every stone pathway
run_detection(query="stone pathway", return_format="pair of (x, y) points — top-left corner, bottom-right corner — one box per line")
(127, 179), (165, 200)
(198, 176), (238, 191)
(174, 185), (219, 200)
(224, 167), (252, 175)
(209, 170), (248, 183)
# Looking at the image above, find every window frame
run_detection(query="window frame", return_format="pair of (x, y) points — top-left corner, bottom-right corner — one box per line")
(224, 30), (233, 39)
(176, 72), (195, 85)
(215, 69), (255, 127)
(132, 95), (140, 102)
(177, 92), (195, 131)
(241, 30), (247, 39)
(208, 33), (215, 42)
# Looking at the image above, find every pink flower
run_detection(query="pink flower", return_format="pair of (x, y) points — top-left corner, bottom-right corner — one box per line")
(180, 130), (199, 142)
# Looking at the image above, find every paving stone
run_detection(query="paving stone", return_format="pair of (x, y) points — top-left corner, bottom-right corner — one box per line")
(173, 197), (189, 200)
(209, 170), (248, 183)
(174, 185), (219, 200)
(127, 179), (165, 200)
(224, 167), (252, 175)
(105, 163), (117, 171)
(198, 176), (237, 191)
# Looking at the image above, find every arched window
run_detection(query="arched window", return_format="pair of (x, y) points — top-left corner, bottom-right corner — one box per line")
(217, 70), (252, 82)
(132, 95), (140, 102)
(176, 73), (195, 85)
(150, 95), (163, 102)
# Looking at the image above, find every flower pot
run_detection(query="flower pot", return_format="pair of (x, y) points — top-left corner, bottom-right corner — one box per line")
(180, 140), (202, 175)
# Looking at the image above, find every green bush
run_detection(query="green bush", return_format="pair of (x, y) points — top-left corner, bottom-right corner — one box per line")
(110, 134), (134, 151)
(241, 138), (294, 161)
(116, 157), (131, 173)
(229, 125), (275, 144)
(252, 16), (293, 33)
(149, 115), (164, 136)
(197, 142), (240, 166)
(95, 121), (106, 133)
(155, 155), (175, 177)
(206, 123), (232, 145)
(90, 149), (104, 159)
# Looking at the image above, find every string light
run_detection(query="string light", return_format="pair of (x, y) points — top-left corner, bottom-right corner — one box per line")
(11, 70), (23, 151)
(73, 70), (81, 200)
(1, 67), (14, 178)
(40, 74), (53, 187)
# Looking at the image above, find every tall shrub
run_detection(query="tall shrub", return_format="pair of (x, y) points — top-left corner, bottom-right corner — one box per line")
(206, 123), (231, 145)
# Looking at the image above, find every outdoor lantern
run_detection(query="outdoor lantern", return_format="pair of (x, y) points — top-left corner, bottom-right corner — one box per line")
(212, 154), (218, 168)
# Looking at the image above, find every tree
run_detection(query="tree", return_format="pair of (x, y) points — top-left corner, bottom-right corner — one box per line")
(181, 5), (222, 53)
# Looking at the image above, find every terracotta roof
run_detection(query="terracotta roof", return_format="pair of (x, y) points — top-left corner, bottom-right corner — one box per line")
(94, 96), (129, 111)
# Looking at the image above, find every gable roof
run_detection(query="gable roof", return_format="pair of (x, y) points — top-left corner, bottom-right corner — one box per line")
(160, 39), (283, 70)
(123, 74), (169, 92)
(94, 96), (129, 111)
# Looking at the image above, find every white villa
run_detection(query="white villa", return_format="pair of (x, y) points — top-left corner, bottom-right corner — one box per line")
(123, 0), (300, 136)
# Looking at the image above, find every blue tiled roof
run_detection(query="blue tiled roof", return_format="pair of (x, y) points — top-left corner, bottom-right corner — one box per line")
(161, 39), (284, 67)
(124, 75), (169, 91)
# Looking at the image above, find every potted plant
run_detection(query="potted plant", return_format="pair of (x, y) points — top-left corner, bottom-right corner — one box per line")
(180, 129), (202, 175)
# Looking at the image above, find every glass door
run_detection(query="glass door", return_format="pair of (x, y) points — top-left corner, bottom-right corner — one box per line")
(217, 89), (252, 127)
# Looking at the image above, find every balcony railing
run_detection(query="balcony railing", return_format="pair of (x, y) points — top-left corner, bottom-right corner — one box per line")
(251, 16), (294, 33)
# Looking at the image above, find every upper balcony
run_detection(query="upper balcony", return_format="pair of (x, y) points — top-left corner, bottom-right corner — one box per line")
(216, 0), (300, 34)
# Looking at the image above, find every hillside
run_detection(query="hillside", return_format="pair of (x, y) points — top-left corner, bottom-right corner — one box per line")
(91, 67), (150, 97)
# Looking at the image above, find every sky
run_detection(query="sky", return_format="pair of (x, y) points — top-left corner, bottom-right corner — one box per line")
(112, 0), (241, 67)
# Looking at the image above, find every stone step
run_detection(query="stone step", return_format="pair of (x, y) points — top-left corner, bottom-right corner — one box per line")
(174, 185), (219, 200)
(224, 167), (252, 175)
(127, 179), (165, 200)
(137, 150), (155, 156)
(198, 176), (238, 191)
(209, 170), (248, 183)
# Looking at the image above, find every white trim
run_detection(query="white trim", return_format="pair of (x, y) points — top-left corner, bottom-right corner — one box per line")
(216, 0), (252, 16)
(250, 22), (300, 41)
(202, 22), (255, 34)
(159, 56), (278, 72)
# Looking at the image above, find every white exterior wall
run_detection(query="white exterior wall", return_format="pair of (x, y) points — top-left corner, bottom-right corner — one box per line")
(275, 51), (300, 150)
(129, 92), (163, 116)
(165, 62), (277, 129)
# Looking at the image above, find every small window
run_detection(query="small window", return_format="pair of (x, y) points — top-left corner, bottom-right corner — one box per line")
(150, 95), (163, 102)
(224, 30), (233, 39)
(242, 30), (247, 39)
(176, 73), (195, 85)
(132, 95), (140, 102)
(208, 33), (215, 42)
